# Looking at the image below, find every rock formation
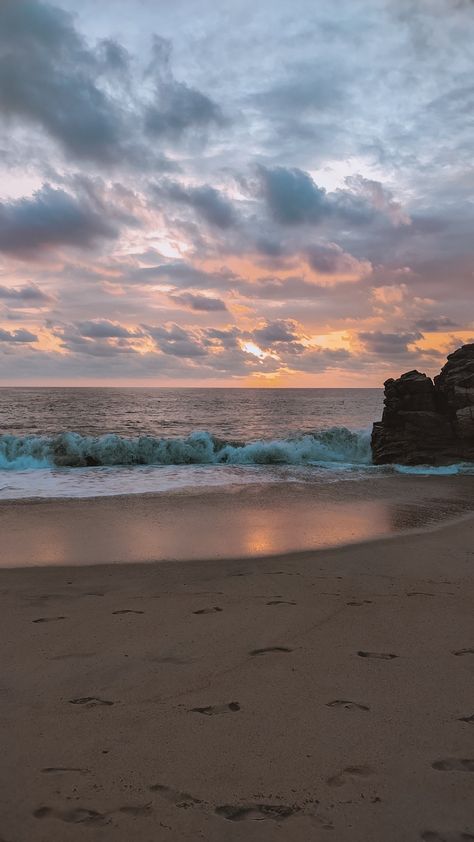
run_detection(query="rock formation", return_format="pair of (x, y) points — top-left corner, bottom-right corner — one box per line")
(371, 343), (474, 465)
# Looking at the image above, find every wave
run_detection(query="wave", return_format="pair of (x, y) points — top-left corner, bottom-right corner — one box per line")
(393, 463), (474, 476)
(0, 428), (372, 470)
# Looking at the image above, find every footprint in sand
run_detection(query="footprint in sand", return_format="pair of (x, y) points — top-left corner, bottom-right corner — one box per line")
(41, 767), (89, 775)
(421, 833), (474, 841)
(266, 600), (297, 606)
(432, 759), (474, 773)
(33, 806), (109, 825)
(250, 647), (293, 656)
(149, 655), (194, 665)
(215, 804), (299, 822)
(69, 697), (114, 707)
(33, 616), (66, 624)
(452, 648), (474, 656)
(347, 600), (372, 606)
(112, 609), (144, 615)
(190, 702), (240, 716)
(326, 700), (370, 712)
(326, 765), (374, 787)
(119, 803), (153, 816)
(357, 651), (398, 660)
(148, 783), (203, 808)
(35, 803), (152, 824)
(193, 607), (223, 615)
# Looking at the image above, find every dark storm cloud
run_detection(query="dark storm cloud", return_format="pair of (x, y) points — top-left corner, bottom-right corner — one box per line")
(153, 180), (237, 229)
(0, 185), (118, 258)
(144, 36), (224, 142)
(169, 292), (228, 312)
(0, 282), (51, 303)
(0, 326), (37, 343)
(358, 330), (423, 356)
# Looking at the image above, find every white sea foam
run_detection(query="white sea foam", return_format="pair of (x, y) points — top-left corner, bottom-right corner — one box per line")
(1, 429), (472, 500)
(393, 463), (474, 476)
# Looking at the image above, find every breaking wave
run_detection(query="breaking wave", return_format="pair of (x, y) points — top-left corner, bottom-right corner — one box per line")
(0, 428), (372, 470)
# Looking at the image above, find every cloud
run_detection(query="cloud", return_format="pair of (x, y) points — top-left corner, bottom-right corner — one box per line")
(253, 319), (301, 346)
(414, 316), (458, 331)
(0, 327), (37, 343)
(144, 36), (224, 142)
(76, 319), (141, 338)
(258, 165), (329, 225)
(256, 166), (409, 232)
(130, 261), (236, 290)
(358, 330), (423, 355)
(343, 175), (410, 226)
(0, 282), (51, 303)
(305, 243), (371, 277)
(283, 346), (352, 373)
(0, 2), (224, 167)
(146, 323), (208, 357)
(169, 292), (228, 312)
(0, 0), (473, 384)
(153, 179), (237, 229)
(0, 184), (118, 258)
(0, 0), (127, 164)
(52, 321), (141, 356)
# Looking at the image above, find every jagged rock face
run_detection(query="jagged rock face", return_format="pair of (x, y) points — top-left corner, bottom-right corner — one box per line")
(371, 344), (474, 465)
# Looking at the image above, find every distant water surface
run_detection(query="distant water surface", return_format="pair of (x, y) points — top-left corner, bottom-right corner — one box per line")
(0, 387), (381, 438)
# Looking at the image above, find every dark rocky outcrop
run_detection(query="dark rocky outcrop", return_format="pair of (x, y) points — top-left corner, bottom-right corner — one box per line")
(371, 344), (474, 465)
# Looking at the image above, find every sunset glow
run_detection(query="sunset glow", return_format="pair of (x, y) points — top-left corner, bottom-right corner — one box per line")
(0, 0), (472, 386)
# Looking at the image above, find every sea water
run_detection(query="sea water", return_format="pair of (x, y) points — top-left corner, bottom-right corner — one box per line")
(0, 387), (472, 500)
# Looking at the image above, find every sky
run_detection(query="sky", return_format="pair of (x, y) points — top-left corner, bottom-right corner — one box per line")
(0, 0), (472, 386)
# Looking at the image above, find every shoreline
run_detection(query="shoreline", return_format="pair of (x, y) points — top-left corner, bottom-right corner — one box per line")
(1, 473), (474, 569)
(2, 511), (474, 840)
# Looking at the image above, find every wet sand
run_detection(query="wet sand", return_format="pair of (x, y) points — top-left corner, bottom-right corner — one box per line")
(1, 473), (474, 566)
(1, 479), (474, 840)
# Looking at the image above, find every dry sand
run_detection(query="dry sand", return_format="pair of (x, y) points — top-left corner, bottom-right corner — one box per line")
(1, 486), (474, 841)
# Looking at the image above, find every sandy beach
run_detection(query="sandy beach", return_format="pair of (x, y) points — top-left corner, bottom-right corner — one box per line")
(1, 481), (474, 841)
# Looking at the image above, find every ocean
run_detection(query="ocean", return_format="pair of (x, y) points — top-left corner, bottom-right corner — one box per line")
(0, 387), (471, 501)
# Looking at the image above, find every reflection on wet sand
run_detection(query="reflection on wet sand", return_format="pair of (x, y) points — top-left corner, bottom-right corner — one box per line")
(1, 477), (473, 568)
